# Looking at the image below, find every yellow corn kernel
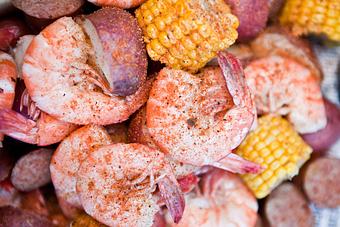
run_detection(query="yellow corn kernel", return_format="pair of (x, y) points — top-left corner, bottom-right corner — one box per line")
(280, 0), (340, 42)
(136, 0), (239, 72)
(236, 115), (312, 199)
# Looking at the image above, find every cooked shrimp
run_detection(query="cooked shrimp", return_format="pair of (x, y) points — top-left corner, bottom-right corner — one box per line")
(0, 80), (77, 145)
(0, 51), (16, 144)
(166, 169), (258, 227)
(50, 125), (112, 209)
(128, 106), (199, 179)
(76, 143), (185, 226)
(244, 55), (326, 133)
(22, 17), (150, 125)
(146, 52), (260, 173)
(88, 0), (146, 8)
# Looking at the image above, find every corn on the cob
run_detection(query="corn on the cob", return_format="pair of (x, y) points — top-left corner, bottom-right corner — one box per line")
(280, 0), (340, 42)
(236, 115), (312, 199)
(135, 0), (239, 72)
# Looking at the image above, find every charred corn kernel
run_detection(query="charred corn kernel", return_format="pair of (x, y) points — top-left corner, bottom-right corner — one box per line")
(280, 0), (340, 41)
(236, 115), (312, 199)
(136, 0), (238, 73)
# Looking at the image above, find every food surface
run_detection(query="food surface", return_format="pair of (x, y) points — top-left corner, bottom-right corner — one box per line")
(0, 1), (339, 227)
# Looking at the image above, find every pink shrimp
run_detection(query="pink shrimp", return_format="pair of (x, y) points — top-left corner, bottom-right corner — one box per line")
(50, 125), (112, 209)
(146, 52), (261, 173)
(0, 51), (16, 144)
(87, 0), (146, 8)
(244, 55), (326, 133)
(76, 143), (185, 226)
(166, 169), (258, 227)
(22, 17), (150, 125)
(0, 82), (78, 146)
(128, 106), (200, 180)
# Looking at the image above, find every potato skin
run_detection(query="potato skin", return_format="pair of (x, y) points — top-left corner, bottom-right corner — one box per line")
(303, 157), (340, 208)
(0, 18), (28, 51)
(302, 99), (340, 152)
(11, 0), (84, 20)
(265, 183), (314, 227)
(225, 0), (269, 42)
(11, 148), (53, 192)
(0, 205), (53, 227)
(84, 7), (147, 96)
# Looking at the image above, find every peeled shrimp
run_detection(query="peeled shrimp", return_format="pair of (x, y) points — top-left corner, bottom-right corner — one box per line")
(76, 143), (185, 226)
(88, 0), (146, 8)
(50, 125), (112, 208)
(146, 52), (260, 173)
(128, 106), (200, 180)
(0, 51), (16, 144)
(167, 169), (258, 227)
(244, 55), (326, 133)
(22, 17), (150, 125)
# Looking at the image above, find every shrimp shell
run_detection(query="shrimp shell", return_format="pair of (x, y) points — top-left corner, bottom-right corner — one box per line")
(146, 52), (259, 173)
(244, 55), (326, 133)
(23, 17), (151, 125)
(0, 51), (16, 143)
(50, 125), (112, 208)
(76, 143), (184, 227)
(167, 169), (258, 227)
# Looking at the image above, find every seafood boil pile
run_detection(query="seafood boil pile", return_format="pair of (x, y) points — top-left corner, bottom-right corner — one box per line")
(0, 0), (339, 226)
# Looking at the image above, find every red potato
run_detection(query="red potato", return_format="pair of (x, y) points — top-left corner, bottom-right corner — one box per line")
(0, 147), (14, 182)
(265, 182), (314, 227)
(78, 7), (147, 96)
(302, 99), (340, 152)
(303, 157), (340, 208)
(11, 0), (84, 20)
(0, 18), (28, 51)
(12, 0), (85, 30)
(11, 148), (53, 192)
(0, 205), (53, 227)
(224, 0), (269, 42)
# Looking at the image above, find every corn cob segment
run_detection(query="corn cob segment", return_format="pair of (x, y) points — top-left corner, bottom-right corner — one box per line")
(236, 115), (312, 199)
(135, 0), (239, 72)
(280, 0), (340, 41)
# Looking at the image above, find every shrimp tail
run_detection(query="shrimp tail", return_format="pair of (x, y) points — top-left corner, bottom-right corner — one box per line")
(158, 175), (185, 224)
(0, 108), (37, 144)
(217, 51), (253, 108)
(212, 153), (263, 174)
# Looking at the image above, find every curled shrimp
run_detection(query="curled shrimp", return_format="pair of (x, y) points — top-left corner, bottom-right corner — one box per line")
(87, 0), (146, 8)
(22, 17), (151, 125)
(146, 52), (260, 173)
(76, 143), (185, 226)
(50, 125), (112, 208)
(166, 169), (258, 227)
(244, 55), (326, 133)
(0, 33), (77, 146)
(0, 51), (16, 144)
(128, 106), (200, 180)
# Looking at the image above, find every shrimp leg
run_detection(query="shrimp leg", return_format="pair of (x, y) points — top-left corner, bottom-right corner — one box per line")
(212, 153), (263, 174)
(0, 108), (37, 144)
(158, 175), (185, 224)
